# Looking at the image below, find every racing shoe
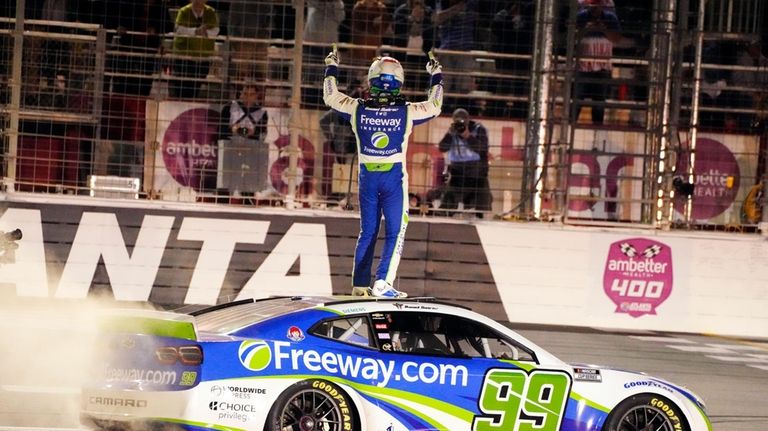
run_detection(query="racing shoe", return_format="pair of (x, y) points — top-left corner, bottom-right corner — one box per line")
(351, 286), (372, 296)
(371, 280), (407, 298)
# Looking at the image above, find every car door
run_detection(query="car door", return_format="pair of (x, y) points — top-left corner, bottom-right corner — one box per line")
(370, 311), (572, 431)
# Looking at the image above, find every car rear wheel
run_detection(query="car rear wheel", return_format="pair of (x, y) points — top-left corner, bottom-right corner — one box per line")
(267, 379), (356, 431)
(604, 394), (690, 431)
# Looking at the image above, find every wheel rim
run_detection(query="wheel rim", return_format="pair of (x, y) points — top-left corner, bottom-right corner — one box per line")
(616, 404), (677, 431)
(278, 388), (344, 431)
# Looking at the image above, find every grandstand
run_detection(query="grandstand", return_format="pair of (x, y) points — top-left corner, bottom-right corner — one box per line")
(1, 0), (766, 230)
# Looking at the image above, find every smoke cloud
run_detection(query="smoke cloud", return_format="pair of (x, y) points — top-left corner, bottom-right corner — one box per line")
(0, 293), (159, 429)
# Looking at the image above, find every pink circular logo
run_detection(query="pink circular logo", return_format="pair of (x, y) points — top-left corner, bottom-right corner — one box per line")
(162, 108), (220, 188)
(674, 138), (740, 220)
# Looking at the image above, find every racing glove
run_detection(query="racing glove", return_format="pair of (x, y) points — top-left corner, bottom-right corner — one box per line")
(425, 56), (442, 75)
(325, 49), (339, 67)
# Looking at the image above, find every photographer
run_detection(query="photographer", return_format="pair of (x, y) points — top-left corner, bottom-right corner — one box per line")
(219, 84), (269, 195)
(221, 84), (268, 140)
(438, 108), (492, 217)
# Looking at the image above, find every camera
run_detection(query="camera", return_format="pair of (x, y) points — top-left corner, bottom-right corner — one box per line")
(1, 228), (22, 243)
(0, 228), (22, 264)
(236, 127), (250, 137)
(672, 177), (695, 197)
(452, 119), (467, 133)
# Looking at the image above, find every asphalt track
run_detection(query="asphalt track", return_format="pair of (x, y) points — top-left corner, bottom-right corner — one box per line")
(0, 310), (765, 431)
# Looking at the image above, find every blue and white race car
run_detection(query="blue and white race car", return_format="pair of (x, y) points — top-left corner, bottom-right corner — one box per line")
(81, 296), (711, 431)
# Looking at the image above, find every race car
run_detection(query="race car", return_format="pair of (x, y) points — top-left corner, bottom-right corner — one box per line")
(81, 296), (711, 431)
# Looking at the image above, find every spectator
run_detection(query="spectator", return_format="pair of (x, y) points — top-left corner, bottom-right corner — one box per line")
(438, 108), (492, 217)
(320, 110), (352, 163)
(571, 0), (620, 125)
(171, 0), (220, 99)
(105, 0), (170, 96)
(433, 0), (478, 99)
(350, 0), (392, 65)
(319, 109), (355, 199)
(38, 0), (76, 107)
(218, 84), (269, 195)
(228, 0), (273, 82)
(732, 40), (768, 130)
(303, 0), (346, 107)
(392, 0), (434, 89)
(491, 0), (534, 118)
(318, 71), (368, 199)
(695, 40), (734, 129)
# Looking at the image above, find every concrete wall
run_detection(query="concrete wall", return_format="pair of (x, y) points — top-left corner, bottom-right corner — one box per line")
(1, 193), (766, 338)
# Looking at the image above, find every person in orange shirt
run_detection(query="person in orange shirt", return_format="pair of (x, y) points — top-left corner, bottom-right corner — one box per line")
(350, 0), (392, 65)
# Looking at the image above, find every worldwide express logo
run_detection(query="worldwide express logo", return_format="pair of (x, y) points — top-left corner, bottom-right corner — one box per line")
(237, 340), (468, 387)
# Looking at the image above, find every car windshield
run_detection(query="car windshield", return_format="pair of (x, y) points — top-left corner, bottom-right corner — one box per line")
(194, 298), (323, 334)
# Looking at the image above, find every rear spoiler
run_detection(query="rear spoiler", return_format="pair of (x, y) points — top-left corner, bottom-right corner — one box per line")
(99, 309), (198, 341)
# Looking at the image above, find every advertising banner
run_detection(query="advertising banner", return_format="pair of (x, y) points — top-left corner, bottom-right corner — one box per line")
(145, 102), (529, 210)
(673, 133), (760, 225)
(602, 237), (674, 318)
(146, 103), (330, 201)
(566, 130), (760, 223)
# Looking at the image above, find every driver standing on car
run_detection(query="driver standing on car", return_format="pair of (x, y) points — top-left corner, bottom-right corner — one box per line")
(323, 46), (444, 298)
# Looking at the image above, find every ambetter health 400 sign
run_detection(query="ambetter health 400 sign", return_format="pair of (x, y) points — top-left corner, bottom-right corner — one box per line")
(147, 102), (220, 199)
(603, 237), (674, 318)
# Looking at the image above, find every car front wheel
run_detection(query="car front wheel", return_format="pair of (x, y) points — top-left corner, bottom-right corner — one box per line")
(267, 379), (357, 431)
(604, 394), (690, 431)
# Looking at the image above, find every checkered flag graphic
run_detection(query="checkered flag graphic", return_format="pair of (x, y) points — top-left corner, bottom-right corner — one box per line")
(642, 244), (662, 258)
(619, 243), (637, 257)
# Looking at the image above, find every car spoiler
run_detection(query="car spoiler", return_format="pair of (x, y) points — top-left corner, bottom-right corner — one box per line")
(99, 309), (198, 341)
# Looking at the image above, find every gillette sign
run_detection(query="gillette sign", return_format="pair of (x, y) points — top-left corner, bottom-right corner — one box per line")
(603, 238), (673, 318)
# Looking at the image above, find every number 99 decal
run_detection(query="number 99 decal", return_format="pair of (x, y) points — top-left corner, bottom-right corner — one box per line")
(472, 369), (572, 431)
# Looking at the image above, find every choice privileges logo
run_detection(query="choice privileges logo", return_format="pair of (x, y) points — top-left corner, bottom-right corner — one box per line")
(237, 340), (468, 387)
(603, 238), (673, 318)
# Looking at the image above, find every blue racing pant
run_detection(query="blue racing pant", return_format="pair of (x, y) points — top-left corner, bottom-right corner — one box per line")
(352, 163), (409, 288)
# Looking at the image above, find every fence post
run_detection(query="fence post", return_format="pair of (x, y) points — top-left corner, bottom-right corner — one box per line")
(286, 0), (306, 209)
(4, 0), (25, 192)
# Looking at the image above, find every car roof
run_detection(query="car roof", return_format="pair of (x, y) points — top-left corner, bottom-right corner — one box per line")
(191, 296), (472, 334)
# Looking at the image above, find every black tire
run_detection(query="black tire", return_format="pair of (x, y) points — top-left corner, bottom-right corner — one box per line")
(603, 393), (690, 431)
(266, 379), (357, 431)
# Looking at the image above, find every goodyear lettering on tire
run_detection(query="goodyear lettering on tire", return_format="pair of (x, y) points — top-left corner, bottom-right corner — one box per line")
(650, 398), (684, 431)
(311, 380), (353, 431)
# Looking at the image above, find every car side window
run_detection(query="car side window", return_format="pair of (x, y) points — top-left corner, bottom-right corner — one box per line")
(373, 312), (535, 361)
(310, 316), (373, 348)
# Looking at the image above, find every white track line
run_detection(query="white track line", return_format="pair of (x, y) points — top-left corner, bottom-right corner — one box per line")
(704, 343), (768, 352)
(0, 428), (84, 431)
(668, 345), (733, 354)
(591, 327), (656, 335)
(706, 355), (768, 363)
(0, 385), (80, 395)
(629, 336), (694, 343)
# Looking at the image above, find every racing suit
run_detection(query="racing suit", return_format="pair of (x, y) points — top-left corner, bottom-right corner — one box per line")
(323, 65), (443, 290)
